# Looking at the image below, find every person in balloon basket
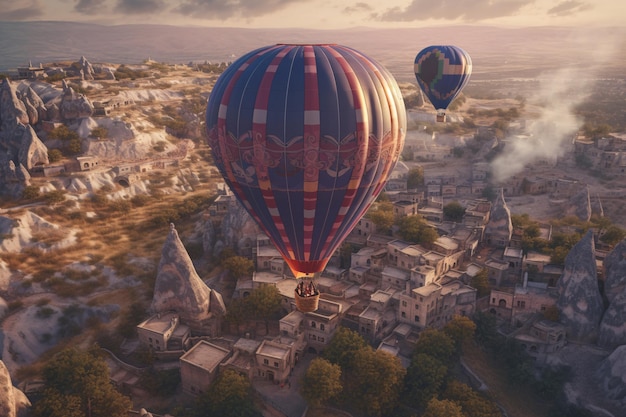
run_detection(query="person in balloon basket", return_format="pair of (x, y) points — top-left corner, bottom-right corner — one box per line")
(297, 280), (318, 297)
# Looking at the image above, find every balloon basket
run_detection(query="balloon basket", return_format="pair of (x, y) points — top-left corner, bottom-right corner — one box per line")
(294, 290), (319, 313)
(436, 113), (446, 123)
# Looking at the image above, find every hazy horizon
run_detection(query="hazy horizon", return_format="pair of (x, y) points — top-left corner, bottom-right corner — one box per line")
(2, 21), (625, 84)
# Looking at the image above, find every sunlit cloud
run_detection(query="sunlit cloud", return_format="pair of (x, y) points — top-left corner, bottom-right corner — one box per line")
(343, 2), (373, 14)
(376, 0), (532, 22)
(547, 0), (592, 17)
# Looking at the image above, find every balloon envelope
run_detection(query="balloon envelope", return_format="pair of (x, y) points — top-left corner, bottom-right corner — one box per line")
(206, 44), (406, 277)
(414, 45), (472, 115)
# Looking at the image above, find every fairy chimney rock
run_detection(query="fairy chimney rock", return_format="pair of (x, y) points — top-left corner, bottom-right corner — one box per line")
(556, 230), (604, 344)
(564, 187), (592, 222)
(151, 224), (216, 323)
(604, 238), (626, 304)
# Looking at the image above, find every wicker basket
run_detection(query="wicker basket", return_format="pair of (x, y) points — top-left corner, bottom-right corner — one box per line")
(294, 290), (320, 313)
(436, 113), (446, 123)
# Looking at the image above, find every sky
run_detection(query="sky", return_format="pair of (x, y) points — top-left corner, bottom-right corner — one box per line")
(0, 0), (623, 29)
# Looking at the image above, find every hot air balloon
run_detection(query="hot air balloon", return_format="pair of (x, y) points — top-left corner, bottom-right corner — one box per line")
(206, 44), (406, 312)
(414, 45), (472, 122)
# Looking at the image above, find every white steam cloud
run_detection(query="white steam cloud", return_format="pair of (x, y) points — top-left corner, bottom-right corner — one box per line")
(491, 68), (585, 182)
(491, 33), (619, 183)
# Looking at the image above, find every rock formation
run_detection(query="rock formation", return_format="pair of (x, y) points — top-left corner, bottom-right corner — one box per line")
(564, 186), (591, 222)
(78, 56), (95, 81)
(0, 79), (29, 128)
(16, 84), (47, 125)
(598, 238), (626, 349)
(603, 238), (626, 304)
(0, 360), (31, 417)
(556, 230), (604, 343)
(152, 224), (225, 327)
(598, 291), (626, 350)
(0, 79), (48, 197)
(59, 79), (93, 119)
(203, 195), (262, 257)
(596, 345), (626, 407)
(484, 188), (512, 248)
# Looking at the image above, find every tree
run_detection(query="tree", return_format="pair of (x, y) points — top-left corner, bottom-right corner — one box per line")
(396, 215), (438, 246)
(407, 167), (424, 189)
(443, 380), (501, 417)
(403, 353), (448, 410)
(443, 315), (477, 352)
(600, 226), (626, 246)
(22, 185), (41, 200)
(423, 398), (464, 417)
(470, 268), (491, 298)
(48, 148), (63, 163)
(323, 326), (368, 371)
(47, 125), (79, 141)
(300, 358), (342, 407)
(245, 285), (282, 333)
(89, 127), (108, 140)
(366, 201), (395, 234)
(348, 348), (406, 417)
(443, 201), (465, 222)
(43, 190), (66, 205)
(191, 369), (262, 417)
(33, 347), (131, 417)
(221, 255), (254, 280)
(414, 328), (456, 364)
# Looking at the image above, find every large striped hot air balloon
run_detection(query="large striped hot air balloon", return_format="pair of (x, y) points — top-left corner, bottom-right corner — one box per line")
(206, 44), (406, 312)
(414, 45), (472, 122)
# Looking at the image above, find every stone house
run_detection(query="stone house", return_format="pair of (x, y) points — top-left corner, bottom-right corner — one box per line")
(220, 338), (262, 380)
(136, 313), (190, 353)
(513, 319), (566, 363)
(488, 281), (558, 325)
(352, 216), (378, 240)
(179, 341), (231, 396)
(394, 200), (419, 217)
(255, 340), (292, 384)
(304, 298), (343, 354)
(381, 265), (410, 291)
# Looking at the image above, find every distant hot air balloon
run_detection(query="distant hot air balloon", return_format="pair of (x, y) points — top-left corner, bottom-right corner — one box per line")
(206, 44), (406, 312)
(414, 45), (472, 122)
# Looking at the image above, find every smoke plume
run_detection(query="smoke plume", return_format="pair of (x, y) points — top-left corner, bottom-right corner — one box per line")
(491, 33), (619, 183)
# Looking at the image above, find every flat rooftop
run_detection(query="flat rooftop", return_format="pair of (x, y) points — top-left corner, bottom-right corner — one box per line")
(180, 341), (230, 372)
(137, 312), (177, 334)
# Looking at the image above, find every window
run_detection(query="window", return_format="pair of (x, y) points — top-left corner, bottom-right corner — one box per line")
(320, 338), (324, 343)
(402, 300), (407, 307)
(274, 362), (279, 368)
(263, 359), (269, 365)
(415, 315), (420, 323)
(401, 311), (406, 318)
(320, 324), (325, 331)
(311, 321), (316, 328)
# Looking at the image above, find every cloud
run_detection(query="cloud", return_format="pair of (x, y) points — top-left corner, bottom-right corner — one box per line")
(0, 0), (44, 20)
(114, 0), (167, 14)
(75, 0), (108, 15)
(376, 0), (532, 22)
(173, 0), (305, 19)
(343, 2), (373, 14)
(547, 0), (592, 17)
